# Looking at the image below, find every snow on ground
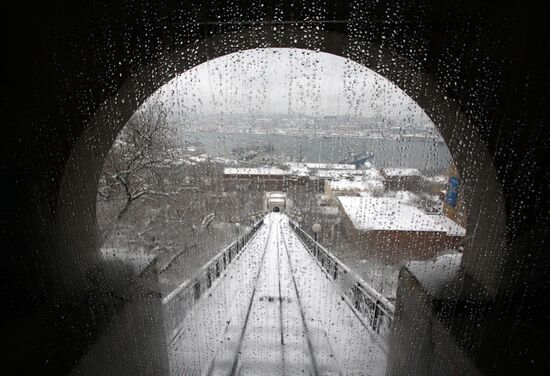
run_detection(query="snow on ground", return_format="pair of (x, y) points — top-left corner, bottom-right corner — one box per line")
(281, 217), (387, 375)
(169, 222), (272, 375)
(100, 247), (156, 275)
(169, 213), (386, 375)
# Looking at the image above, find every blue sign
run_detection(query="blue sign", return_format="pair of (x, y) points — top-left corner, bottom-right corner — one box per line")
(446, 176), (460, 208)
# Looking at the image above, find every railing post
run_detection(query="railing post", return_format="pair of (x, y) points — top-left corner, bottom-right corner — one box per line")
(372, 302), (380, 333)
(193, 281), (201, 301)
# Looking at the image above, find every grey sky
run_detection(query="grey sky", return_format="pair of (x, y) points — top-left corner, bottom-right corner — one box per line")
(144, 48), (430, 124)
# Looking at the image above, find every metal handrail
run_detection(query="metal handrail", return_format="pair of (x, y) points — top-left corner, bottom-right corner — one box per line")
(289, 220), (394, 350)
(162, 219), (264, 341)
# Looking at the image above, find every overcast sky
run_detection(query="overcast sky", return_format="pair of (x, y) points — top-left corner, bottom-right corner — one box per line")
(143, 48), (429, 124)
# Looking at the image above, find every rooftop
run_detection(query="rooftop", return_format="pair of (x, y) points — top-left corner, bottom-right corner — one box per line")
(381, 168), (421, 178)
(314, 169), (367, 179)
(224, 167), (289, 176)
(224, 164), (384, 181)
(286, 162), (357, 170)
(338, 194), (465, 235)
(330, 179), (384, 192)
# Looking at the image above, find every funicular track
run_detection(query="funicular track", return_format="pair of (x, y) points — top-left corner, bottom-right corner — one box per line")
(209, 215), (325, 376)
(168, 213), (388, 376)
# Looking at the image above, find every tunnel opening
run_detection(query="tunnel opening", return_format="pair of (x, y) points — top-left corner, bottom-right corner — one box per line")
(55, 27), (507, 375)
(89, 46), (502, 375)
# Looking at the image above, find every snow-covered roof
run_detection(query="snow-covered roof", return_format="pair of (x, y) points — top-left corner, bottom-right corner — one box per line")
(377, 190), (420, 205)
(302, 162), (357, 170)
(286, 164), (310, 177)
(382, 168), (421, 178)
(338, 194), (465, 235)
(223, 163), (381, 181)
(188, 155), (209, 163)
(224, 167), (290, 176)
(267, 192), (286, 198)
(426, 215), (466, 236)
(422, 175), (448, 184)
(314, 169), (365, 179)
(284, 162), (359, 175)
(362, 168), (384, 181)
(211, 156), (239, 165)
(330, 179), (384, 192)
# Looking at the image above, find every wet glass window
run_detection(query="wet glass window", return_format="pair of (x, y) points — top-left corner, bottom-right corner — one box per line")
(4, 2), (548, 375)
(95, 48), (468, 375)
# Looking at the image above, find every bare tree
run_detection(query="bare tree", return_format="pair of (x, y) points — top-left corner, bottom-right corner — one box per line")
(97, 104), (175, 243)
